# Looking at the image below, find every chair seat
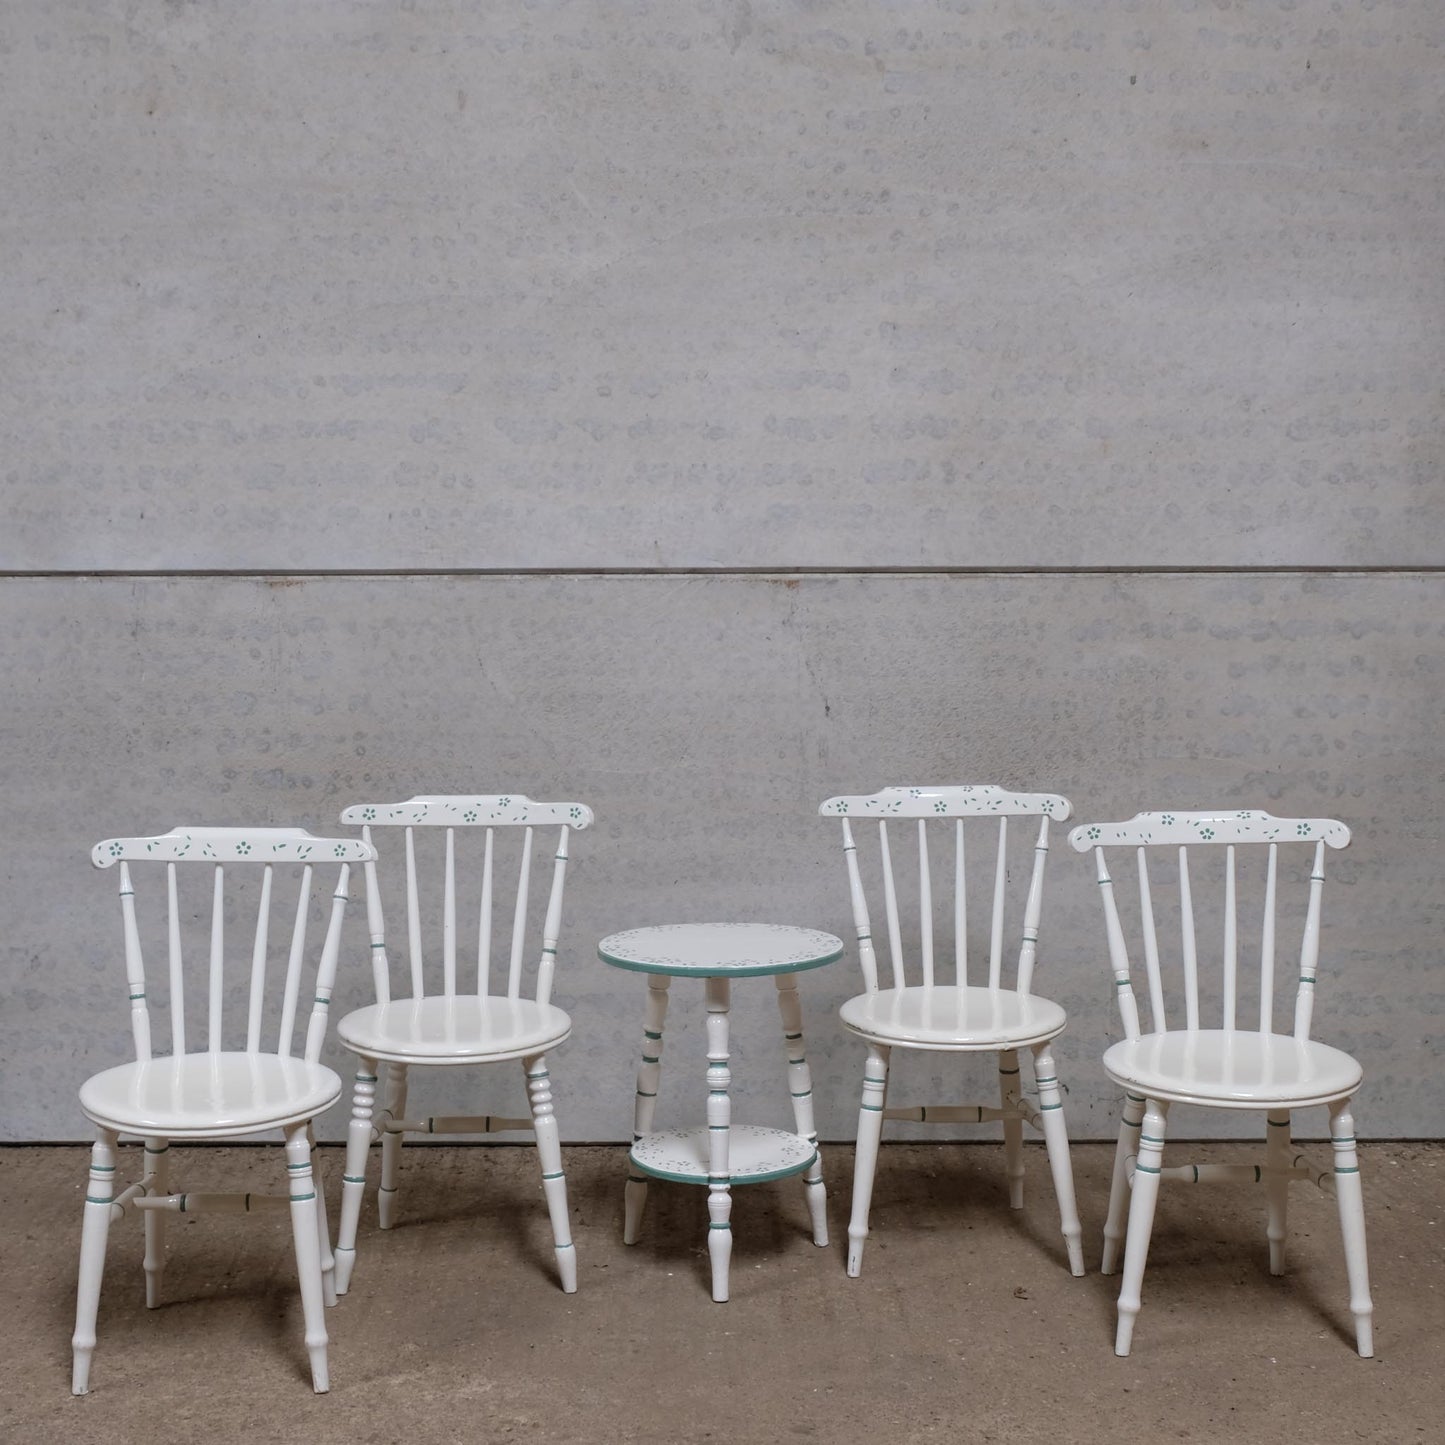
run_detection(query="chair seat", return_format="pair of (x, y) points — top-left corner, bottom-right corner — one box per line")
(79, 1053), (343, 1139)
(1103, 1029), (1363, 1109)
(839, 986), (1067, 1050)
(336, 994), (572, 1065)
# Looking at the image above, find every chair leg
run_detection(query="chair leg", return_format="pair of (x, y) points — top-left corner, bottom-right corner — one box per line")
(284, 1125), (330, 1393)
(1115, 1097), (1168, 1357)
(1266, 1109), (1291, 1276)
(525, 1053), (578, 1293)
(1031, 1043), (1084, 1276)
(625, 974), (670, 1246)
(309, 1125), (337, 1308)
(142, 1138), (170, 1308)
(335, 1060), (378, 1295)
(72, 1127), (119, 1395)
(1101, 1093), (1146, 1276)
(378, 1061), (409, 1230)
(1329, 1098), (1374, 1357)
(999, 1049), (1025, 1209)
(847, 1043), (890, 1279)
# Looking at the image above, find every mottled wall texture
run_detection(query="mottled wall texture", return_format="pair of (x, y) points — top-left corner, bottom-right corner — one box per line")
(4, 2), (1442, 1142)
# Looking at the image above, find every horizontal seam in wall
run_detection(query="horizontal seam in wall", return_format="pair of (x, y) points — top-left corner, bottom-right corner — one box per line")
(4, 566), (1443, 581)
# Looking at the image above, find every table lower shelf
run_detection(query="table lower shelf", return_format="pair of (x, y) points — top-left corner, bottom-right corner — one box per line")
(629, 1125), (817, 1185)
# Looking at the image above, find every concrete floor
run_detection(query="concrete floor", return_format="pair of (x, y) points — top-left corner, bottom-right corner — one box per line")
(3, 1141), (1440, 1444)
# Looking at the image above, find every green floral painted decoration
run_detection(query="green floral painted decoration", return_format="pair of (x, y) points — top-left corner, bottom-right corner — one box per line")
(361, 807), (377, 821)
(108, 842), (123, 856)
(236, 841), (251, 854)
(463, 810), (478, 822)
(1199, 827), (1215, 840)
(1087, 826), (1101, 841)
(933, 800), (948, 813)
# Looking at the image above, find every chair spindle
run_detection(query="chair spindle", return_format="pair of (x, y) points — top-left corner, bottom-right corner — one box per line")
(302, 865), (352, 1062)
(917, 819), (934, 989)
(118, 862), (151, 1061)
(277, 864), (313, 1057)
(536, 826), (570, 1008)
(1096, 847), (1142, 1041)
(1179, 846), (1199, 1031)
(1016, 817), (1050, 996)
(1294, 841), (1326, 1040)
(245, 864), (273, 1053)
(477, 827), (494, 995)
(1137, 848), (1166, 1034)
(507, 826), (533, 999)
(208, 865), (225, 1051)
(405, 827), (424, 998)
(988, 816), (1007, 990)
(166, 863), (184, 1055)
(1259, 843), (1278, 1033)
(953, 820), (967, 989)
(878, 822), (905, 991)
(841, 820), (879, 994)
(1223, 843), (1238, 1029)
(361, 827), (390, 1006)
(443, 827), (458, 997)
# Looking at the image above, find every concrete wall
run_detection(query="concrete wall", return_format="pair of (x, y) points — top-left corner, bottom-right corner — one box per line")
(4, 2), (1442, 1141)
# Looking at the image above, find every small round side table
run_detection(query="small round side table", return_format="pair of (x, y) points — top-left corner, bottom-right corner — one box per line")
(597, 922), (844, 1302)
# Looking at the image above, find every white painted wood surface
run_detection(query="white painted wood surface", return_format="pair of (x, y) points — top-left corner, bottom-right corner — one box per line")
(74, 826), (374, 1396)
(821, 785), (1084, 1279)
(333, 795), (592, 1298)
(1069, 809), (1373, 1358)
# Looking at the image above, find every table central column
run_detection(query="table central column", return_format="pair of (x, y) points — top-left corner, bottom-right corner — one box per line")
(705, 974), (732, 1302)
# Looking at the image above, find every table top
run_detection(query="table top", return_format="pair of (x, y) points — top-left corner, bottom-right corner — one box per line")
(597, 922), (844, 978)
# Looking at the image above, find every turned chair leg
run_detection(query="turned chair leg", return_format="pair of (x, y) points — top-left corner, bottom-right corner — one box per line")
(775, 973), (827, 1247)
(525, 1053), (577, 1293)
(1031, 1042), (1084, 1276)
(1115, 1097), (1168, 1357)
(335, 1060), (378, 1296)
(1266, 1109), (1291, 1276)
(378, 1061), (409, 1230)
(847, 1043), (890, 1279)
(284, 1125), (330, 1393)
(309, 1125), (338, 1308)
(999, 1050), (1025, 1209)
(72, 1127), (120, 1395)
(1329, 1098), (1374, 1357)
(1101, 1093), (1145, 1276)
(142, 1138), (170, 1308)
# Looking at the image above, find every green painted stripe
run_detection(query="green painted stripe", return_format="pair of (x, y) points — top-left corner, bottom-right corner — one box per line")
(643, 1030), (662, 1040)
(335, 1244), (355, 1252)
(343, 1175), (365, 1184)
(85, 1194), (112, 1205)
(92, 1164), (116, 1172)
(290, 1191), (317, 1203)
(785, 1031), (803, 1041)
(790, 1089), (812, 1098)
(379, 1185), (397, 1193)
(709, 1124), (728, 1131)
(542, 1171), (564, 1181)
(627, 1174), (648, 1184)
(1134, 1164), (1160, 1175)
(1299, 976), (1317, 985)
(1126, 1092), (1146, 1103)
(1192, 1165), (1200, 1182)
(313, 995), (329, 1004)
(286, 1162), (309, 1172)
(1036, 1075), (1058, 1086)
(1140, 1133), (1165, 1145)
(1335, 1165), (1360, 1174)
(542, 946), (557, 955)
(1040, 1101), (1062, 1111)
(357, 1073), (378, 1082)
(371, 941), (386, 949)
(641, 1054), (659, 1064)
(861, 1103), (883, 1112)
(1115, 979), (1130, 989)
(556, 1241), (575, 1250)
(636, 1089), (657, 1098)
(128, 991), (146, 1001)
(708, 1222), (731, 1230)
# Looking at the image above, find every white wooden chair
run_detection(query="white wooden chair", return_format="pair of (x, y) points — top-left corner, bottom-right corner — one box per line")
(333, 795), (593, 1296)
(1068, 809), (1373, 1357)
(819, 785), (1084, 1279)
(72, 826), (375, 1395)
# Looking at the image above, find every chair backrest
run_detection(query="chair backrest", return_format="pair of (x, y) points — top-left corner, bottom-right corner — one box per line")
(818, 785), (1073, 995)
(339, 795), (594, 1007)
(90, 827), (377, 1063)
(1066, 809), (1351, 1042)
